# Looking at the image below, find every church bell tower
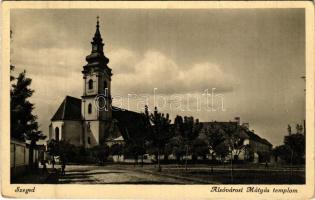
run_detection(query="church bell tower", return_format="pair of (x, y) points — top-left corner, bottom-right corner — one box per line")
(81, 17), (112, 147)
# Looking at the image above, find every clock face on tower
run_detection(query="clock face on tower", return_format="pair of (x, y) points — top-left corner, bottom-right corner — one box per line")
(93, 45), (97, 51)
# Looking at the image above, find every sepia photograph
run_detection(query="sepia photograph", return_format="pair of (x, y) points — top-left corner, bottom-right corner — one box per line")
(1, 1), (314, 199)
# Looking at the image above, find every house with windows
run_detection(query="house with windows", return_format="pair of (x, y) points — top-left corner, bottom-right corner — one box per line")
(198, 121), (272, 162)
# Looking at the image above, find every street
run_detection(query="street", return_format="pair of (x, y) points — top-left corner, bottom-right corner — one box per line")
(53, 164), (305, 184)
(13, 163), (304, 184)
(58, 165), (195, 184)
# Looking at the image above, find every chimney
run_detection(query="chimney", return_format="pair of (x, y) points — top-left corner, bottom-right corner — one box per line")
(234, 117), (240, 125)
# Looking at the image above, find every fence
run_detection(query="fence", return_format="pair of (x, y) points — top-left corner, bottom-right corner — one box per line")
(10, 139), (39, 179)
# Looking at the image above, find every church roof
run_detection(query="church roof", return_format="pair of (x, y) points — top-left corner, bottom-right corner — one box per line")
(112, 107), (148, 142)
(51, 96), (82, 121)
(50, 96), (148, 142)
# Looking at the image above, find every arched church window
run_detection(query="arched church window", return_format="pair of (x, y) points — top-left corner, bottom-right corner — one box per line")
(55, 127), (60, 141)
(88, 103), (92, 114)
(88, 79), (93, 90)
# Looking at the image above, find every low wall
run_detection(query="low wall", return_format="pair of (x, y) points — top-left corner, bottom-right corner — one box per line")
(10, 139), (40, 179)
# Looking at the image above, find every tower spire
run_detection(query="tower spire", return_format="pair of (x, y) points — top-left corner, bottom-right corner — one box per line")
(92, 16), (103, 51)
(95, 16), (100, 37)
(84, 16), (110, 68)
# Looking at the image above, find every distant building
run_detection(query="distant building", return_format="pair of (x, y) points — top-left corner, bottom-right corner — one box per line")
(199, 121), (272, 162)
(49, 18), (147, 148)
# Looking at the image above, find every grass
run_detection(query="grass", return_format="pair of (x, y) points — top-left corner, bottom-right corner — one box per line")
(159, 168), (305, 184)
(109, 163), (305, 184)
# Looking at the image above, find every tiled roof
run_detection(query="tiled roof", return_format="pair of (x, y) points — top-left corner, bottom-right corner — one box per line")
(199, 121), (272, 146)
(200, 121), (238, 129)
(246, 131), (272, 146)
(51, 97), (147, 142)
(51, 96), (82, 121)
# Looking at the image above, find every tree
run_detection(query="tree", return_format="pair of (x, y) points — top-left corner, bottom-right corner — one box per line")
(11, 71), (35, 140)
(272, 144), (292, 163)
(214, 141), (230, 162)
(165, 135), (186, 164)
(174, 115), (203, 171)
(284, 133), (305, 165)
(273, 123), (305, 166)
(295, 124), (303, 135)
(10, 30), (15, 82)
(47, 139), (59, 167)
(110, 143), (123, 156)
(109, 144), (124, 162)
(287, 125), (292, 135)
(10, 65), (15, 82)
(92, 144), (110, 165)
(145, 106), (173, 171)
(26, 129), (46, 168)
(124, 142), (146, 166)
(120, 108), (150, 166)
(219, 123), (246, 183)
(224, 125), (246, 161)
(192, 138), (209, 161)
(11, 70), (46, 168)
(205, 125), (226, 160)
(47, 139), (73, 168)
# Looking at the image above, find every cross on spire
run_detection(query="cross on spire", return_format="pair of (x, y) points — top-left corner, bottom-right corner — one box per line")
(91, 16), (103, 53)
(84, 16), (110, 74)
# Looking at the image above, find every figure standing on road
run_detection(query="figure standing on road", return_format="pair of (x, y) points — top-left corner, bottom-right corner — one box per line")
(41, 160), (47, 174)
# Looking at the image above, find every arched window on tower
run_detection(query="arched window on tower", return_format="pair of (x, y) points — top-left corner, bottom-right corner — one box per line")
(88, 103), (92, 114)
(88, 79), (93, 90)
(55, 127), (60, 141)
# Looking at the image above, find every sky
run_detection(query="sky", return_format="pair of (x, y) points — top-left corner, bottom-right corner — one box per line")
(11, 9), (305, 146)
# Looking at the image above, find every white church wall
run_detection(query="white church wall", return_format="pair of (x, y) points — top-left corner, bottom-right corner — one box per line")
(85, 73), (98, 96)
(83, 98), (98, 120)
(51, 121), (64, 140)
(85, 121), (100, 147)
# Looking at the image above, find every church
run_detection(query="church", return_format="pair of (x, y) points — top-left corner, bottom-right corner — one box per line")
(49, 18), (147, 148)
(48, 18), (273, 162)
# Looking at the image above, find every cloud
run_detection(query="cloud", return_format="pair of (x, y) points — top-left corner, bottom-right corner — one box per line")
(12, 47), (87, 78)
(107, 48), (138, 74)
(12, 20), (70, 50)
(112, 50), (237, 94)
(19, 72), (83, 140)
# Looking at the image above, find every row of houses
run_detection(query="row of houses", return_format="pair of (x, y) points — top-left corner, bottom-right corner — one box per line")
(105, 119), (272, 163)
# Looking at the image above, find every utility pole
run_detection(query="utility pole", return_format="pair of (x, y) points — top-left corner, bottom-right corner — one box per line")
(301, 76), (306, 135)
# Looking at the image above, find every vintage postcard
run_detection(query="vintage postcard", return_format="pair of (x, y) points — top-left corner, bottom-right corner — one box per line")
(1, 1), (314, 199)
